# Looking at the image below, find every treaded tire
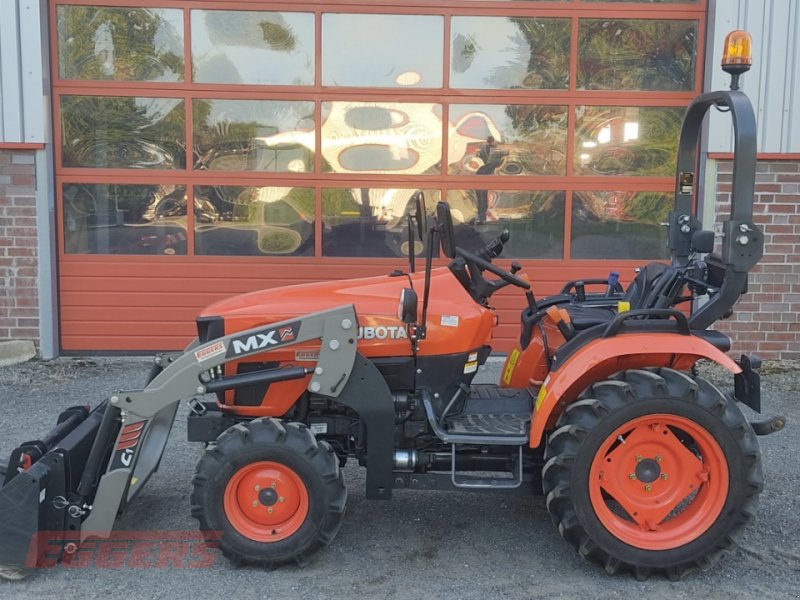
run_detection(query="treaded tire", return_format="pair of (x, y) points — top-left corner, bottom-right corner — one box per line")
(542, 368), (762, 580)
(191, 418), (346, 568)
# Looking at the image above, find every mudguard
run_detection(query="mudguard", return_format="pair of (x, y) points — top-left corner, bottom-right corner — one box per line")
(528, 332), (741, 448)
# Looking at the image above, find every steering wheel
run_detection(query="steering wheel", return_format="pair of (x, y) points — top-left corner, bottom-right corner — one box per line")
(456, 246), (530, 290)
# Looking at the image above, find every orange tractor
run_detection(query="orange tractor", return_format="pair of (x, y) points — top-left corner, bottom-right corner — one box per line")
(0, 32), (785, 580)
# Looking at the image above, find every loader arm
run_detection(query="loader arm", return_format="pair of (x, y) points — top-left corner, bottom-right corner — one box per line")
(0, 305), (358, 570)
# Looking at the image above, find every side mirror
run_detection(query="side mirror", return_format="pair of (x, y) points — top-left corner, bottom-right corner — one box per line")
(691, 230), (715, 254)
(413, 192), (427, 241)
(397, 288), (418, 324)
(436, 201), (456, 259)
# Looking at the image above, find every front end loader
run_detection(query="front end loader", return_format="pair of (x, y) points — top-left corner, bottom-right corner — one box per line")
(0, 31), (786, 580)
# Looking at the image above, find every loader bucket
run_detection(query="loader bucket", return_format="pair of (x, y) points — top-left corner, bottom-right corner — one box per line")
(0, 403), (108, 573)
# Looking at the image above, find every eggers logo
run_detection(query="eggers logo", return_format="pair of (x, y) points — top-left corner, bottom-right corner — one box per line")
(227, 322), (300, 357)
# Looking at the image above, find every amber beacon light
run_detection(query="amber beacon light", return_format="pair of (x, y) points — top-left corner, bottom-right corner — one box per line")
(722, 30), (752, 89)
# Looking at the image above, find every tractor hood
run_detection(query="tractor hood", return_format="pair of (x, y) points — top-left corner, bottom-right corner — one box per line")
(198, 268), (495, 357)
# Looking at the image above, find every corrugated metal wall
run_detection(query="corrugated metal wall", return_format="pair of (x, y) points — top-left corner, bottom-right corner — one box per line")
(707, 0), (800, 153)
(0, 0), (46, 143)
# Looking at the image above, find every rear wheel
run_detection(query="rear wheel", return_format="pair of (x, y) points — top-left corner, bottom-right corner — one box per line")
(542, 368), (762, 580)
(191, 418), (346, 567)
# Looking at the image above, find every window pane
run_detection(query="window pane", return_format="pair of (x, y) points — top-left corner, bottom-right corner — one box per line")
(193, 100), (315, 172)
(192, 11), (314, 85)
(449, 104), (567, 176)
(571, 191), (671, 259)
(322, 188), (439, 257)
(321, 102), (443, 174)
(194, 186), (314, 256)
(323, 14), (443, 88)
(57, 6), (184, 81)
(578, 20), (698, 91)
(447, 190), (565, 259)
(60, 96), (185, 169)
(574, 106), (682, 176)
(450, 17), (570, 90)
(63, 183), (187, 255)
(584, 0), (697, 3)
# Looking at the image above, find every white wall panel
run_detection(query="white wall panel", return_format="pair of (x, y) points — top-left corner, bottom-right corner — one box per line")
(707, 0), (800, 153)
(0, 0), (46, 143)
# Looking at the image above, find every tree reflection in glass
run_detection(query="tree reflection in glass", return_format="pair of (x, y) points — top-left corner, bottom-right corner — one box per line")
(450, 17), (570, 89)
(446, 189), (565, 259)
(60, 96), (186, 169)
(194, 186), (314, 256)
(322, 188), (439, 257)
(191, 10), (314, 85)
(578, 19), (697, 91)
(571, 191), (671, 259)
(449, 104), (567, 177)
(62, 183), (188, 254)
(574, 106), (683, 176)
(192, 100), (315, 172)
(57, 6), (184, 81)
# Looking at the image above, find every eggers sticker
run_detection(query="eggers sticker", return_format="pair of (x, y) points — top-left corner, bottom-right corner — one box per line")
(194, 341), (225, 362)
(226, 322), (300, 357)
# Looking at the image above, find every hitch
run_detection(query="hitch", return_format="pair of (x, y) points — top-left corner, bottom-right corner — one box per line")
(750, 415), (786, 436)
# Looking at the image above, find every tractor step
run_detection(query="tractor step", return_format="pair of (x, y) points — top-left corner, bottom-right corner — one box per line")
(450, 445), (524, 490)
(422, 386), (532, 445)
(445, 412), (529, 436)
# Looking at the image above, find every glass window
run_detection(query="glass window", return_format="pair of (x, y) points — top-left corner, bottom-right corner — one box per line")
(447, 190), (565, 258)
(57, 6), (184, 81)
(571, 191), (671, 259)
(321, 102), (443, 174)
(322, 14), (443, 88)
(578, 20), (698, 91)
(191, 11), (314, 85)
(450, 17), (570, 90)
(449, 104), (567, 176)
(322, 188), (439, 257)
(194, 186), (314, 256)
(60, 96), (185, 169)
(583, 0), (697, 3)
(193, 100), (315, 172)
(62, 183), (187, 255)
(574, 106), (683, 176)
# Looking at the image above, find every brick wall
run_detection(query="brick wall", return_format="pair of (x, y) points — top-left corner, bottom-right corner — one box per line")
(0, 150), (39, 347)
(713, 159), (800, 360)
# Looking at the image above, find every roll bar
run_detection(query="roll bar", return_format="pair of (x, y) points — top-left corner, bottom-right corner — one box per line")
(669, 88), (764, 330)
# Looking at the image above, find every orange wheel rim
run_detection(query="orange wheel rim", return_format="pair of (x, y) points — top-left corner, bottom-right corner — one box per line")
(588, 413), (729, 551)
(224, 461), (309, 542)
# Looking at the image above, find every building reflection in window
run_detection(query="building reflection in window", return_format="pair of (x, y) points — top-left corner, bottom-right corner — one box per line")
(322, 188), (439, 257)
(63, 183), (188, 254)
(194, 186), (314, 256)
(449, 104), (568, 177)
(447, 190), (565, 259)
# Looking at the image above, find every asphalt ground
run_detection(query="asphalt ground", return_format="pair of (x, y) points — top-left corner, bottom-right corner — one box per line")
(0, 356), (798, 599)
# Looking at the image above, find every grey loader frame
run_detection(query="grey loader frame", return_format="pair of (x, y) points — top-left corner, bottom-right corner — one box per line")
(80, 305), (360, 541)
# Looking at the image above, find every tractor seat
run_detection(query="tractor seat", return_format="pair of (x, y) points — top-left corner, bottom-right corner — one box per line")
(565, 262), (677, 331)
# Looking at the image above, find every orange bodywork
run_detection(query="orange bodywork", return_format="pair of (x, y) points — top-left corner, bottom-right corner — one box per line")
(200, 268), (495, 415)
(525, 333), (742, 448)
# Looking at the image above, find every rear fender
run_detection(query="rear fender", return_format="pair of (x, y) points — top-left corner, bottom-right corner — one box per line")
(529, 333), (741, 448)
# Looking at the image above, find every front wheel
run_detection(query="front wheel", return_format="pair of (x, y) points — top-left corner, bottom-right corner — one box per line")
(542, 368), (762, 580)
(191, 418), (346, 568)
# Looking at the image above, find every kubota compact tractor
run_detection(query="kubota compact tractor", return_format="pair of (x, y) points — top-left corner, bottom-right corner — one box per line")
(0, 31), (786, 580)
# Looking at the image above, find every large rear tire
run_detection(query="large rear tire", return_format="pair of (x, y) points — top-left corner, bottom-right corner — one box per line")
(542, 368), (762, 580)
(191, 418), (346, 568)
